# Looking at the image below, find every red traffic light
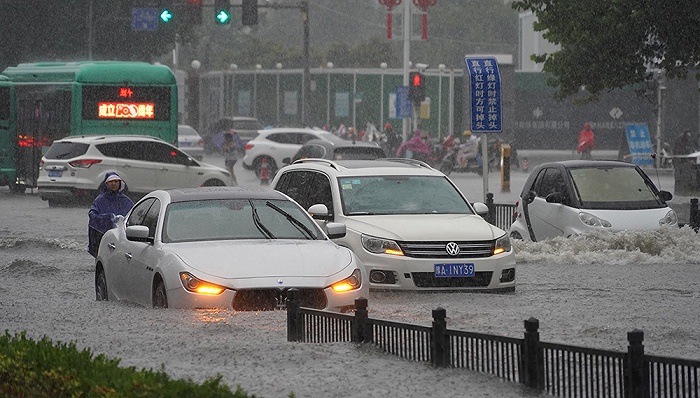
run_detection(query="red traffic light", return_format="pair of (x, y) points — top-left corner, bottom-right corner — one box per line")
(409, 72), (426, 103)
(412, 73), (423, 87)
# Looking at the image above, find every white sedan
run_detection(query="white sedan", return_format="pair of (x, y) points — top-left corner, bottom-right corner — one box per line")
(95, 187), (367, 312)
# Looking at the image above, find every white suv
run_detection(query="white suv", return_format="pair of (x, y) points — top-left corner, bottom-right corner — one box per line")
(271, 158), (516, 292)
(242, 128), (338, 177)
(38, 135), (231, 207)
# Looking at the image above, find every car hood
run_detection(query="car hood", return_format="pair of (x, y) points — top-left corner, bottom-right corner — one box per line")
(343, 214), (503, 241)
(168, 240), (353, 281)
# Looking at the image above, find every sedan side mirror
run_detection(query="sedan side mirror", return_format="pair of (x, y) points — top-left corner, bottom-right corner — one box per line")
(325, 222), (346, 239)
(125, 225), (154, 244)
(659, 190), (673, 202)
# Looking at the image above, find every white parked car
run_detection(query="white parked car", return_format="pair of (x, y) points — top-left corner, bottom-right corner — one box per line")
(95, 187), (367, 312)
(242, 127), (337, 177)
(271, 158), (516, 292)
(509, 160), (677, 241)
(177, 124), (205, 160)
(38, 135), (231, 207)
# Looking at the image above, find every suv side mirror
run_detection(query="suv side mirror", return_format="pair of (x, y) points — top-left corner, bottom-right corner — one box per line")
(325, 222), (346, 239)
(307, 204), (332, 221)
(658, 190), (672, 202)
(472, 202), (489, 216)
(282, 157), (291, 165)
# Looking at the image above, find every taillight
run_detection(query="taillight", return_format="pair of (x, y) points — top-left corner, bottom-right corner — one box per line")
(245, 143), (254, 150)
(69, 159), (102, 168)
(198, 138), (204, 145)
(513, 200), (519, 219)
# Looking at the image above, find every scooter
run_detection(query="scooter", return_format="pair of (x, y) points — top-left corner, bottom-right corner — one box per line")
(438, 146), (483, 176)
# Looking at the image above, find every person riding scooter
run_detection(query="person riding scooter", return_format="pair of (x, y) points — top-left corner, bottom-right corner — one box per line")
(456, 130), (480, 168)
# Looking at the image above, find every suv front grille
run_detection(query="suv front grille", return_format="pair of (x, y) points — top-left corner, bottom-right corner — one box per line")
(412, 272), (493, 288)
(398, 241), (494, 258)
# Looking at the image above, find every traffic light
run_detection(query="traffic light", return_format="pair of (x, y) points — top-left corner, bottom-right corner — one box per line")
(158, 0), (174, 25)
(409, 71), (426, 103)
(214, 0), (231, 25)
(242, 0), (258, 26)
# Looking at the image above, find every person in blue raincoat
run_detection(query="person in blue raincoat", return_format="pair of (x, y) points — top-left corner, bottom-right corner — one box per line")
(88, 172), (134, 257)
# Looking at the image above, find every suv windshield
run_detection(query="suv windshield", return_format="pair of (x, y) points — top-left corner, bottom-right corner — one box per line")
(569, 166), (664, 209)
(44, 142), (90, 159)
(339, 175), (473, 215)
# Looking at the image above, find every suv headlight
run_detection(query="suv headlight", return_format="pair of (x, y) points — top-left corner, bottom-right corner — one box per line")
(361, 234), (404, 256)
(578, 212), (612, 228)
(494, 234), (511, 255)
(659, 209), (677, 226)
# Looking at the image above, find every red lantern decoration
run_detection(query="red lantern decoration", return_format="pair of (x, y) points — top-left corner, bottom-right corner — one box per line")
(378, 0), (402, 39)
(412, 0), (437, 41)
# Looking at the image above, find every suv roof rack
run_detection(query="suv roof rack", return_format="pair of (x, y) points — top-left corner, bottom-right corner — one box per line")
(381, 157), (435, 169)
(292, 158), (342, 170)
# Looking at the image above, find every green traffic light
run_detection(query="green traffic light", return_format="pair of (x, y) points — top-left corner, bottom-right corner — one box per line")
(160, 9), (173, 23)
(216, 10), (231, 24)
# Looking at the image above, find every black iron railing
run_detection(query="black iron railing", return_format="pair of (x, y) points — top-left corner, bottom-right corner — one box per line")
(287, 292), (700, 398)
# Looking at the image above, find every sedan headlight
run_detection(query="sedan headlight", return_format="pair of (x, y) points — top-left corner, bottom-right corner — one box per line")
(179, 272), (226, 295)
(330, 269), (363, 292)
(659, 209), (678, 226)
(493, 234), (511, 255)
(578, 212), (612, 228)
(361, 234), (404, 256)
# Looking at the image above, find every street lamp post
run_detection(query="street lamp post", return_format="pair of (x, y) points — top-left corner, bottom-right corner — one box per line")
(189, 60), (201, 131)
(438, 63), (445, 139)
(326, 62), (333, 128)
(656, 70), (666, 169)
(254, 64), (262, 118)
(380, 62), (387, 129)
(275, 63), (283, 125)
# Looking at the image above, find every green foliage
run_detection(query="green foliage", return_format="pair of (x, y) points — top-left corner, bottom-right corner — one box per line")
(512, 0), (700, 100)
(0, 331), (253, 398)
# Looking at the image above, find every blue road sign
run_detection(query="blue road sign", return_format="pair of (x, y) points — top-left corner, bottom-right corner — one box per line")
(396, 86), (411, 119)
(132, 8), (159, 31)
(624, 124), (654, 165)
(464, 57), (502, 133)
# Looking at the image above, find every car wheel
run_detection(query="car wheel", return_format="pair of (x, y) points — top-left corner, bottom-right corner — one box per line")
(95, 265), (108, 301)
(254, 156), (277, 178)
(153, 278), (168, 309)
(202, 179), (226, 186)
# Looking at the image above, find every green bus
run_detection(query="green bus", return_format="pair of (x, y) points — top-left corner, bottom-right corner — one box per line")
(0, 75), (18, 191)
(0, 61), (178, 190)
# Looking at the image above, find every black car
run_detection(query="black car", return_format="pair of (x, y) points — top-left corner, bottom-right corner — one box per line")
(283, 136), (386, 165)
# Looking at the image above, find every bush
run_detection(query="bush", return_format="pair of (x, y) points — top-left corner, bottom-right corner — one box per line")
(0, 331), (253, 397)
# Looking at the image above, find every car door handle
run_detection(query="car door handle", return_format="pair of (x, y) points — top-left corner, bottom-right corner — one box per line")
(160, 167), (169, 171)
(125, 253), (133, 260)
(120, 164), (132, 168)
(108, 243), (116, 251)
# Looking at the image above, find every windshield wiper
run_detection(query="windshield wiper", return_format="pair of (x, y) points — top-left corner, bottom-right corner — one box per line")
(265, 201), (316, 239)
(249, 200), (275, 239)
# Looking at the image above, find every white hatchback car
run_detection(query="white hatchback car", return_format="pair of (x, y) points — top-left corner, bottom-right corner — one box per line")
(242, 128), (338, 177)
(509, 160), (677, 241)
(271, 158), (516, 292)
(178, 124), (205, 160)
(38, 135), (231, 207)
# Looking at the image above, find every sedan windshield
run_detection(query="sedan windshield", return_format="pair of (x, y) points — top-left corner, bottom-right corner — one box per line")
(163, 199), (322, 243)
(569, 166), (664, 209)
(339, 175), (473, 215)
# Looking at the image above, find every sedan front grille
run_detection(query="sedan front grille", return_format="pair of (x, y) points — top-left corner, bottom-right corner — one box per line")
(412, 272), (493, 288)
(398, 241), (495, 258)
(232, 288), (327, 311)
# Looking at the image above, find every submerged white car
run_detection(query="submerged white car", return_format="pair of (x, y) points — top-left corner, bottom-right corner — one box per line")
(509, 160), (677, 241)
(271, 159), (516, 292)
(95, 187), (367, 312)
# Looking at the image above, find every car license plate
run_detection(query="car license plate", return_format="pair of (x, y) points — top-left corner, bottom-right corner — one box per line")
(434, 263), (475, 277)
(48, 170), (62, 178)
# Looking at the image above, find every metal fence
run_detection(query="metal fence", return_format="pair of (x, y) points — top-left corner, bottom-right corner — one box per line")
(286, 291), (700, 398)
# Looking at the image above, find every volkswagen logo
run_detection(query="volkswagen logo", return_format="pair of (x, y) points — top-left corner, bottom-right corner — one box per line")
(445, 242), (461, 256)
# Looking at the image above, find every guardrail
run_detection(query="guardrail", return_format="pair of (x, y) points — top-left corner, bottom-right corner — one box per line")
(286, 291), (700, 398)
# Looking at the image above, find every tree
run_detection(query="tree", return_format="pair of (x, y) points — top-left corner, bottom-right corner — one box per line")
(512, 0), (700, 100)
